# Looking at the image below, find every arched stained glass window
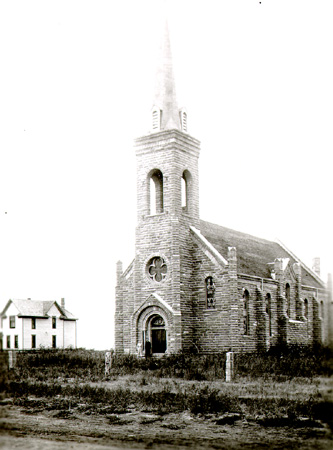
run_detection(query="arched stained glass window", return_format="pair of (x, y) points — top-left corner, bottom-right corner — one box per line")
(285, 283), (290, 317)
(206, 276), (216, 308)
(265, 293), (272, 336)
(243, 290), (250, 335)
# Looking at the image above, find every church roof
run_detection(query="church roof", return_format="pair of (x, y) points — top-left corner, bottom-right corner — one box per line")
(0, 298), (77, 320)
(199, 220), (324, 289)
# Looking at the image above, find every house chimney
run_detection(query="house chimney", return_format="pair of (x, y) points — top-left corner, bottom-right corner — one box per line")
(312, 257), (321, 277)
(61, 298), (65, 308)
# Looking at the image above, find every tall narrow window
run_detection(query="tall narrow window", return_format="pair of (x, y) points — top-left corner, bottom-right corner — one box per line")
(285, 283), (290, 316)
(243, 290), (250, 335)
(206, 276), (216, 308)
(9, 316), (15, 328)
(181, 170), (192, 213)
(6, 335), (10, 349)
(52, 335), (57, 349)
(265, 293), (272, 336)
(31, 318), (36, 329)
(304, 298), (308, 318)
(14, 335), (19, 349)
(31, 335), (36, 349)
(181, 176), (187, 209)
(52, 316), (57, 329)
(148, 170), (163, 215)
(320, 300), (324, 318)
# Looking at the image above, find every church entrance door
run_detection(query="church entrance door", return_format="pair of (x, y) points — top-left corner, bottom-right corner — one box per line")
(150, 315), (167, 354)
(152, 329), (166, 353)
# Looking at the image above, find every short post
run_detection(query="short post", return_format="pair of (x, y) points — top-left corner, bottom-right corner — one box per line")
(105, 351), (112, 376)
(225, 351), (234, 382)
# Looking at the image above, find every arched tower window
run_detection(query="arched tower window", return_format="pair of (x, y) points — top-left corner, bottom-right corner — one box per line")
(148, 169), (164, 215)
(285, 283), (290, 317)
(243, 289), (250, 335)
(181, 176), (187, 209)
(181, 170), (192, 213)
(265, 293), (272, 336)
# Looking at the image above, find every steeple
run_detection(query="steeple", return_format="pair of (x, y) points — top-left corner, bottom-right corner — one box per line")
(152, 19), (187, 132)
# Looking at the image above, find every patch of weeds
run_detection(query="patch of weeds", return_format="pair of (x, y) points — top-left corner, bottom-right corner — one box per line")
(256, 416), (324, 428)
(107, 414), (130, 425)
(140, 416), (163, 425)
(53, 410), (76, 419)
(188, 385), (240, 415)
(161, 423), (186, 430)
(215, 413), (243, 425)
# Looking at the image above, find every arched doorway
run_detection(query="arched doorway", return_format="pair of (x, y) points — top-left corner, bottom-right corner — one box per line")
(149, 314), (167, 354)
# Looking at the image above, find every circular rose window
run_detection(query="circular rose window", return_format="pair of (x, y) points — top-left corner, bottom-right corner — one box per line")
(147, 256), (167, 282)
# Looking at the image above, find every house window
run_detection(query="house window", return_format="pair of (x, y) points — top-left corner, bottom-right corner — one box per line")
(304, 298), (308, 318)
(31, 318), (36, 329)
(31, 335), (36, 349)
(285, 283), (290, 316)
(6, 335), (10, 349)
(9, 316), (16, 328)
(52, 316), (57, 329)
(52, 335), (57, 349)
(243, 290), (250, 335)
(14, 335), (19, 349)
(206, 276), (216, 308)
(265, 293), (272, 336)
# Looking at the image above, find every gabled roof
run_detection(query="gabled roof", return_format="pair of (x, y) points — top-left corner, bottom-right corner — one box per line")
(0, 299), (77, 320)
(199, 220), (324, 289)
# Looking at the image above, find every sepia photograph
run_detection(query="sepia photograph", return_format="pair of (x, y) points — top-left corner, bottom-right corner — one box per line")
(1, 0), (332, 448)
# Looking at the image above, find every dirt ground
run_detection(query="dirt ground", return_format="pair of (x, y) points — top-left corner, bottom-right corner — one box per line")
(1, 402), (332, 450)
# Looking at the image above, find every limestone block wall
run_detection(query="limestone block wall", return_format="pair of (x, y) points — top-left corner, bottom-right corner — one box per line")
(115, 264), (135, 353)
(190, 241), (231, 353)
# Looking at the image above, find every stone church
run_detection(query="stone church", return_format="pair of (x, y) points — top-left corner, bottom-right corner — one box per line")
(115, 22), (332, 355)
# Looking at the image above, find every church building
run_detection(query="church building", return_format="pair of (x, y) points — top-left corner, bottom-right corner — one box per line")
(115, 22), (332, 355)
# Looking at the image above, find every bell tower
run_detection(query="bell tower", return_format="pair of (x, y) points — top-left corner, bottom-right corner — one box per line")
(131, 19), (201, 354)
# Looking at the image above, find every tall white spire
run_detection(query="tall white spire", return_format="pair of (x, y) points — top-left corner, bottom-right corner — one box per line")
(152, 19), (183, 132)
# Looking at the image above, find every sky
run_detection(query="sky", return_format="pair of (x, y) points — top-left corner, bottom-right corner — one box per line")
(0, 0), (332, 350)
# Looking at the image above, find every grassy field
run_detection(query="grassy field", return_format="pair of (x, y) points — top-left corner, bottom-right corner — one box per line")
(1, 346), (332, 449)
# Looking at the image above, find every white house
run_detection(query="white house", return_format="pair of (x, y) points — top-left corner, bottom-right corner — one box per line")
(0, 298), (77, 350)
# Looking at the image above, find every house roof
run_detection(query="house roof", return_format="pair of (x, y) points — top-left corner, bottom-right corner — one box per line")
(199, 220), (324, 289)
(0, 299), (77, 320)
